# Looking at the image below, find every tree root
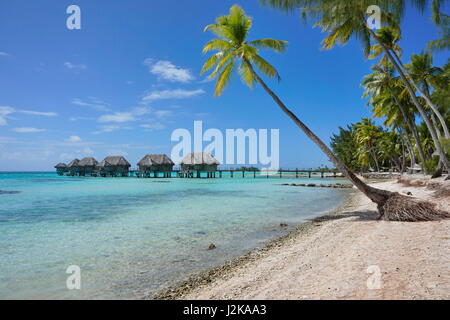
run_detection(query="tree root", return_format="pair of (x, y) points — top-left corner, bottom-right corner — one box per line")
(378, 193), (449, 222)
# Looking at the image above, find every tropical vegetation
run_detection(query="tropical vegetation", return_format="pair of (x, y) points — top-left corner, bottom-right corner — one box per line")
(201, 4), (448, 221)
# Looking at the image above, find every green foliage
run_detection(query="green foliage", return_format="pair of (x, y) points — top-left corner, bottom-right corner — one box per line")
(331, 119), (408, 172)
(330, 125), (359, 170)
(423, 157), (440, 174)
(201, 5), (287, 96)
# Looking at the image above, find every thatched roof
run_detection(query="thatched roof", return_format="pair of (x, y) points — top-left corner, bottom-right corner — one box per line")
(180, 152), (220, 165)
(98, 156), (131, 167)
(138, 154), (174, 166)
(78, 157), (98, 167)
(67, 159), (80, 167)
(54, 163), (67, 168)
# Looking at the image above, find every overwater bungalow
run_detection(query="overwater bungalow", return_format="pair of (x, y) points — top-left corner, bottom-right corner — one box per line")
(137, 154), (174, 178)
(67, 159), (80, 176)
(180, 152), (220, 178)
(78, 157), (98, 176)
(98, 156), (131, 177)
(54, 163), (68, 176)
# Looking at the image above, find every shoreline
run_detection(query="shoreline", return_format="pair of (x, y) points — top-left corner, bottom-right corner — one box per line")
(153, 177), (449, 300)
(152, 189), (358, 299)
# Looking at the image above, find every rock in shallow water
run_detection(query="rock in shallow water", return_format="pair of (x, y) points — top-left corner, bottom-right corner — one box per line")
(0, 190), (21, 195)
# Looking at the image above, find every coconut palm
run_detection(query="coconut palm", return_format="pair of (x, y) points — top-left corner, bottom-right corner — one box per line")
(202, 5), (447, 221)
(354, 119), (383, 172)
(260, 0), (450, 172)
(362, 63), (427, 164)
(427, 0), (450, 51)
(369, 27), (402, 65)
(407, 53), (449, 138)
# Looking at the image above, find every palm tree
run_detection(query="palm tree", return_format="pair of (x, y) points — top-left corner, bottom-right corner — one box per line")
(362, 63), (427, 165)
(407, 53), (450, 138)
(427, 0), (450, 52)
(355, 119), (383, 172)
(260, 0), (450, 172)
(202, 5), (446, 221)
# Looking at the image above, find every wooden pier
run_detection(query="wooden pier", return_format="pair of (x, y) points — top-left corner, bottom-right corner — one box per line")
(127, 168), (342, 179)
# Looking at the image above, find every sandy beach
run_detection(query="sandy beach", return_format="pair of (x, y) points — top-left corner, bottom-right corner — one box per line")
(156, 177), (449, 300)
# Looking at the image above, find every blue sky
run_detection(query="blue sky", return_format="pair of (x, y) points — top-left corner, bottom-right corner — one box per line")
(0, 0), (448, 171)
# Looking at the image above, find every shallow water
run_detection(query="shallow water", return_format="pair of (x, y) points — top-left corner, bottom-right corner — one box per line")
(0, 172), (351, 299)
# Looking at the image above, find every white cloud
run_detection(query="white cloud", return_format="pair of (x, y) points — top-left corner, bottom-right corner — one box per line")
(13, 127), (47, 133)
(69, 116), (96, 121)
(98, 107), (149, 123)
(144, 59), (194, 83)
(18, 110), (57, 117)
(65, 136), (82, 143)
(141, 123), (165, 131)
(81, 147), (94, 155)
(64, 62), (87, 71)
(142, 89), (205, 102)
(98, 113), (135, 123)
(71, 98), (110, 112)
(154, 110), (174, 118)
(91, 125), (133, 134)
(0, 106), (15, 126)
(0, 52), (10, 57)
(1, 106), (58, 125)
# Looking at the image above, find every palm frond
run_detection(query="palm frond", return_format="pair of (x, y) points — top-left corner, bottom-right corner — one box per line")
(251, 54), (281, 80)
(214, 60), (235, 96)
(248, 39), (288, 52)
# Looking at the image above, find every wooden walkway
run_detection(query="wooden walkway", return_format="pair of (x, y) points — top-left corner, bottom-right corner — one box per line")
(128, 169), (341, 179)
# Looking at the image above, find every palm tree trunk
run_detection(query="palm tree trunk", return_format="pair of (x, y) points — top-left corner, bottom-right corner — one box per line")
(366, 27), (450, 172)
(431, 113), (443, 139)
(243, 58), (392, 205)
(389, 88), (427, 164)
(393, 52), (450, 139)
(370, 148), (380, 172)
(399, 126), (415, 168)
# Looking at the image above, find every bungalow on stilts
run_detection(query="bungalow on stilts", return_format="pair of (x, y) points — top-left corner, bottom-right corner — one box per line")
(137, 154), (174, 178)
(179, 152), (220, 178)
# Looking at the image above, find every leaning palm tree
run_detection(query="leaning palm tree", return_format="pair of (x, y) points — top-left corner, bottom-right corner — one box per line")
(202, 5), (447, 221)
(407, 53), (449, 138)
(260, 0), (450, 173)
(362, 63), (427, 164)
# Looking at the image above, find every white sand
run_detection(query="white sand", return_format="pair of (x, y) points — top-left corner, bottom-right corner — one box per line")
(183, 179), (450, 300)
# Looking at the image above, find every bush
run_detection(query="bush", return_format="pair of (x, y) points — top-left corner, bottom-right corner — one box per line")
(423, 157), (439, 175)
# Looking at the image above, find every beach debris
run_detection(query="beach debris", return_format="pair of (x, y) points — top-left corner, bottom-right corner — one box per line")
(380, 193), (449, 222)
(207, 243), (216, 250)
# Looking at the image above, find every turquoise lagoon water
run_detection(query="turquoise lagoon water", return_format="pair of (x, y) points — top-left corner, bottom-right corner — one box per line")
(0, 172), (352, 299)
